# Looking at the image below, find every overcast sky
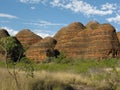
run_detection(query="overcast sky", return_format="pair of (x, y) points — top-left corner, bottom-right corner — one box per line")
(0, 0), (120, 37)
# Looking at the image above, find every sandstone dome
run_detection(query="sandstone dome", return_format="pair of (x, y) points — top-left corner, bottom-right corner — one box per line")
(25, 37), (57, 62)
(55, 23), (120, 59)
(54, 22), (85, 41)
(16, 29), (42, 50)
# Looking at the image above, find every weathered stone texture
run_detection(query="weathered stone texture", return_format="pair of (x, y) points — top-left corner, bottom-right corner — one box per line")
(16, 29), (42, 50)
(55, 23), (120, 59)
(25, 37), (57, 62)
(54, 22), (85, 49)
(1, 21), (120, 62)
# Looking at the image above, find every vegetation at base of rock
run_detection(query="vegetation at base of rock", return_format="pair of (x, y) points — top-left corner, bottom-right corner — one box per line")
(0, 36), (23, 62)
(0, 57), (119, 74)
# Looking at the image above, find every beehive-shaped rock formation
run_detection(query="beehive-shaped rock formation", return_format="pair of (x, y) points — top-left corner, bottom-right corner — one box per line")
(55, 23), (120, 59)
(0, 29), (10, 38)
(54, 22), (85, 49)
(25, 37), (57, 62)
(16, 29), (42, 50)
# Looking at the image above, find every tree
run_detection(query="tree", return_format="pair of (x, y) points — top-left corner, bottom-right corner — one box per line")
(0, 36), (34, 90)
(0, 36), (23, 61)
(0, 36), (23, 90)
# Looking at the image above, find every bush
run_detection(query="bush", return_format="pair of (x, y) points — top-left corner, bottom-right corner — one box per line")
(53, 53), (74, 64)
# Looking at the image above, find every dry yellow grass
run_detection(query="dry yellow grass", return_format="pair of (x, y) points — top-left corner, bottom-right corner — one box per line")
(1, 67), (120, 90)
(0, 68), (93, 90)
(0, 68), (33, 90)
(34, 70), (91, 85)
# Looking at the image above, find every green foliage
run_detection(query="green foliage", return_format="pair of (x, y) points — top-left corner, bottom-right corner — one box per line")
(0, 36), (23, 61)
(0, 36), (17, 52)
(18, 57), (34, 78)
(44, 57), (55, 63)
(33, 58), (120, 74)
(54, 52), (68, 64)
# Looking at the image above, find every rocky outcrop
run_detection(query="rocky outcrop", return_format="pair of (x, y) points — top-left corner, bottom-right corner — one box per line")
(25, 37), (58, 62)
(1, 21), (120, 62)
(55, 23), (120, 59)
(54, 22), (85, 49)
(54, 22), (85, 40)
(16, 29), (42, 50)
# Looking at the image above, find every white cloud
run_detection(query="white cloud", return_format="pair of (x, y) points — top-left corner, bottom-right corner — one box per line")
(19, 0), (118, 16)
(20, 0), (47, 4)
(36, 32), (53, 38)
(0, 21), (9, 23)
(30, 6), (36, 10)
(50, 0), (117, 16)
(0, 26), (18, 36)
(0, 26), (53, 38)
(107, 15), (120, 24)
(25, 20), (66, 27)
(101, 3), (117, 10)
(32, 29), (54, 38)
(0, 13), (18, 19)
